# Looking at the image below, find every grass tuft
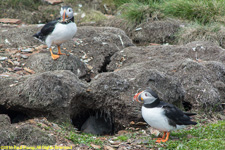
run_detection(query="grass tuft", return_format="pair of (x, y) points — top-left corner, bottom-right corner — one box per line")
(116, 0), (225, 25)
(175, 22), (225, 47)
(0, 0), (41, 11)
(164, 120), (225, 149)
(118, 0), (161, 25)
(66, 132), (103, 147)
(162, 0), (225, 24)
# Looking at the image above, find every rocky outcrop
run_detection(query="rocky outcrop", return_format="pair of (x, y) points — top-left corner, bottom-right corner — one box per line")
(132, 19), (181, 45)
(108, 41), (225, 110)
(0, 24), (224, 139)
(0, 70), (87, 122)
(70, 26), (134, 75)
(25, 53), (88, 79)
(0, 124), (56, 145)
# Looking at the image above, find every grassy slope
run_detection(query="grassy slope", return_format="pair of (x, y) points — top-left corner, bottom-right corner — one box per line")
(58, 120), (225, 149)
(115, 0), (225, 46)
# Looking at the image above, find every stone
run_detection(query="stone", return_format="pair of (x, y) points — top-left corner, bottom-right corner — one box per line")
(0, 70), (87, 122)
(0, 124), (56, 145)
(132, 19), (181, 44)
(108, 41), (225, 110)
(0, 18), (21, 24)
(44, 0), (63, 5)
(25, 53), (88, 79)
(0, 114), (11, 127)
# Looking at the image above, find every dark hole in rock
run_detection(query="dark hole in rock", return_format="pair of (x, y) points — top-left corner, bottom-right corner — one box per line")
(72, 109), (114, 135)
(0, 105), (29, 123)
(98, 55), (112, 73)
(182, 101), (193, 111)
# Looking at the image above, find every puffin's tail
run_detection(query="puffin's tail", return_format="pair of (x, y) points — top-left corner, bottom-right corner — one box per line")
(185, 112), (197, 125)
(184, 112), (196, 116)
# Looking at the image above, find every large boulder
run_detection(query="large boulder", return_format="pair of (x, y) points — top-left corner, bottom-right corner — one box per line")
(0, 114), (11, 127)
(0, 25), (134, 78)
(25, 52), (88, 79)
(67, 26), (134, 75)
(131, 19), (181, 45)
(0, 124), (56, 145)
(71, 66), (184, 131)
(107, 41), (225, 111)
(0, 70), (87, 122)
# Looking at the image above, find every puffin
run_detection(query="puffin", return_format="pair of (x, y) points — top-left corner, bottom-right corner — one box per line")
(133, 88), (197, 143)
(33, 6), (77, 60)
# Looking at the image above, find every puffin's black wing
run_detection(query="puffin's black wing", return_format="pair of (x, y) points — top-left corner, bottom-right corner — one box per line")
(160, 102), (197, 127)
(33, 19), (58, 41)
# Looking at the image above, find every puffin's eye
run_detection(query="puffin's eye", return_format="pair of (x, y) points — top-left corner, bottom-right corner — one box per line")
(145, 93), (148, 96)
(68, 9), (71, 12)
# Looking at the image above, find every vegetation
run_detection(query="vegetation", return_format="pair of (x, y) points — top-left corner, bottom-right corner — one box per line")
(175, 22), (225, 45)
(163, 120), (225, 149)
(53, 120), (225, 149)
(66, 132), (103, 146)
(163, 0), (225, 25)
(115, 0), (225, 25)
(0, 0), (41, 11)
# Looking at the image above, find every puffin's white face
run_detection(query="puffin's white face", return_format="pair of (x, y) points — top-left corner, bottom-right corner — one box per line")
(140, 91), (157, 104)
(60, 6), (74, 21)
(133, 89), (158, 104)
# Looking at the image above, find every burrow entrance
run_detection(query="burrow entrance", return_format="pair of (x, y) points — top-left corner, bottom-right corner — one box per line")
(0, 105), (29, 123)
(72, 109), (114, 135)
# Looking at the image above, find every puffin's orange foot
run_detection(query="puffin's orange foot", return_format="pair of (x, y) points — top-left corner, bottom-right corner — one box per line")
(51, 54), (60, 60)
(156, 139), (169, 143)
(57, 45), (66, 55)
(155, 132), (170, 143)
(153, 132), (166, 141)
(156, 138), (168, 143)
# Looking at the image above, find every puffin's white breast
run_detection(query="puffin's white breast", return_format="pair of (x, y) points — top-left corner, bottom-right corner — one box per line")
(142, 106), (176, 131)
(45, 22), (77, 47)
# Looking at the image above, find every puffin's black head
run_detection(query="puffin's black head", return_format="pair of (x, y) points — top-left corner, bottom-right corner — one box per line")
(133, 87), (159, 104)
(60, 6), (74, 21)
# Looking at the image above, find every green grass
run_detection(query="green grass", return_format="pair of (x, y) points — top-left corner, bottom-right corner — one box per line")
(162, 0), (225, 25)
(115, 0), (225, 25)
(66, 132), (103, 147)
(162, 120), (225, 149)
(116, 135), (129, 141)
(118, 0), (162, 25)
(0, 0), (41, 11)
(52, 119), (225, 149)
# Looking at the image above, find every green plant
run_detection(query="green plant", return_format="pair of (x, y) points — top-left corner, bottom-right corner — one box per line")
(66, 132), (103, 146)
(162, 0), (225, 24)
(117, 135), (129, 141)
(163, 120), (225, 149)
(1, 0), (41, 10)
(118, 0), (158, 25)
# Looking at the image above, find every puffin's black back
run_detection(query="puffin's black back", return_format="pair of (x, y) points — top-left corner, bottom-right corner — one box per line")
(159, 102), (197, 127)
(33, 19), (58, 42)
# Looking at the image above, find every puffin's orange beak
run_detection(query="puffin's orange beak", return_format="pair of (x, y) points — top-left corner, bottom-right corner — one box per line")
(133, 91), (143, 102)
(63, 10), (66, 21)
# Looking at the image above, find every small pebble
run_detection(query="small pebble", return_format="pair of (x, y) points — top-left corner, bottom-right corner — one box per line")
(20, 54), (28, 59)
(14, 67), (23, 71)
(0, 57), (7, 61)
(21, 48), (33, 53)
(13, 61), (20, 66)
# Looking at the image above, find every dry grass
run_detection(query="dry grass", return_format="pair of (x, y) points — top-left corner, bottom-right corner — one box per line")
(175, 23), (225, 48)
